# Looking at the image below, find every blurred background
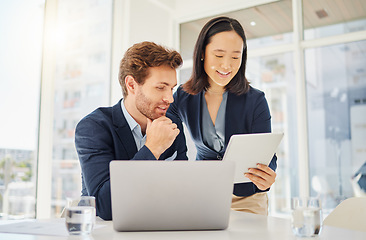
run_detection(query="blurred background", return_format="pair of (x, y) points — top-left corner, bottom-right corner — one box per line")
(0, 0), (365, 219)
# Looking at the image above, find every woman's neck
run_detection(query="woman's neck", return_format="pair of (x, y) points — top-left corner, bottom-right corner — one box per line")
(206, 86), (225, 95)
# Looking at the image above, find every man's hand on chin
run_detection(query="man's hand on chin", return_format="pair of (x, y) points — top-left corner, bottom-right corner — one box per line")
(144, 117), (180, 159)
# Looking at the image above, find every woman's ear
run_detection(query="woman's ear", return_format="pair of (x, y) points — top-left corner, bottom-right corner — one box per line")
(125, 75), (136, 95)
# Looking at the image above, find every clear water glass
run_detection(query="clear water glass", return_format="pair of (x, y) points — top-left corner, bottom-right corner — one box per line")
(65, 196), (96, 235)
(291, 197), (322, 237)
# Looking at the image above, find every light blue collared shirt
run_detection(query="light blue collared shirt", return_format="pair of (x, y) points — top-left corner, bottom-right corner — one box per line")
(121, 100), (146, 150)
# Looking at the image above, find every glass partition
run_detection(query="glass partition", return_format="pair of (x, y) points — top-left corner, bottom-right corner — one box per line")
(247, 52), (298, 216)
(305, 40), (366, 214)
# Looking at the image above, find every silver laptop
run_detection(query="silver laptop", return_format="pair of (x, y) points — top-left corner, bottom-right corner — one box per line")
(109, 161), (235, 231)
(223, 132), (284, 183)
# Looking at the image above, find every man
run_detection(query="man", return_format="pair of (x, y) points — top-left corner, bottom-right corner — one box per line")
(75, 42), (188, 220)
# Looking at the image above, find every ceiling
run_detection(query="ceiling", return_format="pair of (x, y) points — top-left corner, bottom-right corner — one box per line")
(178, 0), (366, 59)
(180, 0), (366, 40)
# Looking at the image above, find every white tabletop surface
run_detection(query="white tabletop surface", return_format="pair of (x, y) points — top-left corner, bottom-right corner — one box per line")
(0, 210), (365, 240)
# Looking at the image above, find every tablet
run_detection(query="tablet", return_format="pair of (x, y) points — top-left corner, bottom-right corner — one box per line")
(222, 132), (284, 183)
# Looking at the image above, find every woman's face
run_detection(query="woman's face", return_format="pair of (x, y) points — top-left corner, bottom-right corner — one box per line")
(203, 30), (243, 88)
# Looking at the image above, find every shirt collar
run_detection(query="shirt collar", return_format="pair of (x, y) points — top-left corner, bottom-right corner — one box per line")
(121, 99), (139, 132)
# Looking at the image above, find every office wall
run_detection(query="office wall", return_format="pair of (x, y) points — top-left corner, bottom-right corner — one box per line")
(110, 0), (175, 103)
(129, 0), (173, 46)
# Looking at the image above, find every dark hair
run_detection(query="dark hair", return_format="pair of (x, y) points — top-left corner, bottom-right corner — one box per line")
(183, 16), (249, 95)
(119, 41), (183, 97)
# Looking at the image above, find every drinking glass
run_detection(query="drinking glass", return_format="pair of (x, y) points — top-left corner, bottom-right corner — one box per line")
(291, 197), (322, 237)
(65, 196), (96, 235)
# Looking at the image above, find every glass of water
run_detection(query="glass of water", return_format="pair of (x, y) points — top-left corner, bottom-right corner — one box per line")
(291, 197), (322, 237)
(65, 196), (96, 235)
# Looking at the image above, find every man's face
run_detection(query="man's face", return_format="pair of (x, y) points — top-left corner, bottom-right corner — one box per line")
(135, 65), (177, 120)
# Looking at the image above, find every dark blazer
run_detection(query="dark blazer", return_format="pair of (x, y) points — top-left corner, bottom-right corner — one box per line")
(168, 86), (277, 197)
(75, 99), (188, 220)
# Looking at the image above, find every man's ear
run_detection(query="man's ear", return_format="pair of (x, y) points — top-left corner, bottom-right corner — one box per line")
(125, 75), (137, 95)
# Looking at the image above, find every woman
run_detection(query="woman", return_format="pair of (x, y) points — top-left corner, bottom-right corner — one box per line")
(168, 16), (277, 215)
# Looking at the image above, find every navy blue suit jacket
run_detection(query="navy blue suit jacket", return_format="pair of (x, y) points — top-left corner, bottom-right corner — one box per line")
(75, 99), (188, 220)
(168, 86), (277, 196)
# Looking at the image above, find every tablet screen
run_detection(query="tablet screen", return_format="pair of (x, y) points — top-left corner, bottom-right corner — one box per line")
(223, 133), (284, 183)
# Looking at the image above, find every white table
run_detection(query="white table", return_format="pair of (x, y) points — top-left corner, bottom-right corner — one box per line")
(0, 211), (365, 239)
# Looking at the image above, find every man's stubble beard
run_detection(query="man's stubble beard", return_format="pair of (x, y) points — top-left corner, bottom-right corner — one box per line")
(135, 89), (165, 120)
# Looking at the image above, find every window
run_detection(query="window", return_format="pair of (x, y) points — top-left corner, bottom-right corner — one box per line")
(305, 40), (366, 213)
(50, 0), (112, 217)
(0, 0), (44, 219)
(247, 52), (298, 215)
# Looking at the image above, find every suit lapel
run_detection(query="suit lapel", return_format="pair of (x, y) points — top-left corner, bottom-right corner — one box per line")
(112, 99), (138, 159)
